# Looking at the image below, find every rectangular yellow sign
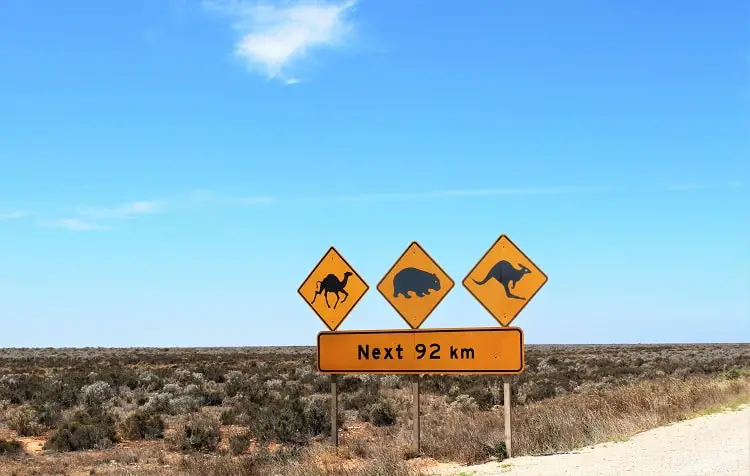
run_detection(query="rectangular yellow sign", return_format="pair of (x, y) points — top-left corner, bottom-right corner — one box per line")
(317, 327), (524, 375)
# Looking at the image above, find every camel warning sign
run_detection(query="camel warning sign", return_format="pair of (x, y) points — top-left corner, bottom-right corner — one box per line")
(298, 247), (369, 331)
(377, 242), (454, 329)
(463, 234), (547, 327)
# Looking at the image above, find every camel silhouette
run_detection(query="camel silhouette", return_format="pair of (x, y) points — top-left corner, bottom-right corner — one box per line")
(311, 271), (353, 309)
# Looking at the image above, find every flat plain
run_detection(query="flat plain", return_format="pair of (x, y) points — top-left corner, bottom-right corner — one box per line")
(0, 343), (748, 475)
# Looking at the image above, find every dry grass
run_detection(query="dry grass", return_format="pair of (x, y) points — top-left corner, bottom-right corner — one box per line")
(0, 344), (747, 475)
(514, 374), (750, 455)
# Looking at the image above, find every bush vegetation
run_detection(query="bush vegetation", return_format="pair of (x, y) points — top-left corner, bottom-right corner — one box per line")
(0, 344), (746, 474)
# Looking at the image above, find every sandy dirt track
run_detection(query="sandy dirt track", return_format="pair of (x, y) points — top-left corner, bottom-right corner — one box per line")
(430, 405), (750, 476)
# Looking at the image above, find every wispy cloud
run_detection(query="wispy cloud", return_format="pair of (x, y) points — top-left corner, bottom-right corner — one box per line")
(75, 201), (163, 220)
(24, 180), (745, 231)
(35, 194), (271, 231)
(229, 195), (275, 205)
(35, 200), (162, 231)
(332, 185), (627, 202)
(205, 0), (358, 82)
(665, 181), (746, 192)
(0, 210), (32, 221)
(323, 181), (745, 202)
(39, 219), (111, 231)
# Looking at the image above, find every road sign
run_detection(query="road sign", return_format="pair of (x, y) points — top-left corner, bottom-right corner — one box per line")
(317, 327), (524, 375)
(298, 246), (369, 331)
(463, 234), (547, 326)
(377, 242), (454, 329)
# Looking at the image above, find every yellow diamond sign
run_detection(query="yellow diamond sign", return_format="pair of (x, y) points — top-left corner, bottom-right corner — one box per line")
(463, 234), (547, 326)
(377, 241), (454, 329)
(298, 246), (369, 331)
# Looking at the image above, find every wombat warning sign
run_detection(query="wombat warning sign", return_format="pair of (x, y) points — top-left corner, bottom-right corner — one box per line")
(377, 241), (454, 329)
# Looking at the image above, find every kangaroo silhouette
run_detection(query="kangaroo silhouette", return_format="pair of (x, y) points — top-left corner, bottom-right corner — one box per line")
(472, 260), (531, 300)
(311, 271), (353, 309)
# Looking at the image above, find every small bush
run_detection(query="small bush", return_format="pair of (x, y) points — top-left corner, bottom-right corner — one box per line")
(341, 386), (381, 412)
(43, 408), (118, 452)
(450, 394), (479, 412)
(487, 441), (508, 460)
(4, 405), (46, 436)
(245, 394), (337, 444)
(171, 414), (221, 453)
(80, 381), (114, 407)
(142, 393), (171, 414)
(359, 398), (398, 426)
(32, 402), (62, 429)
(200, 382), (225, 406)
(229, 433), (252, 455)
(0, 438), (24, 455)
(170, 395), (201, 414)
(137, 371), (163, 392)
(120, 411), (165, 440)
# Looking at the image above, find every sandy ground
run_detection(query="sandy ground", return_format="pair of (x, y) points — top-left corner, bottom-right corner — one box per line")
(429, 405), (750, 476)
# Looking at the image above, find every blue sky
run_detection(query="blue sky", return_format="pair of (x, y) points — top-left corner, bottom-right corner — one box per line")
(1, 0), (748, 347)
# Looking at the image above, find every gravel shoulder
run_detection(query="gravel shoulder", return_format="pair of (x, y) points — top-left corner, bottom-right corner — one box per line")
(429, 404), (750, 476)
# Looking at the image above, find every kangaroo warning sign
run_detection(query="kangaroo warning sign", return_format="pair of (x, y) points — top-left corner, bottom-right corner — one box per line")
(298, 247), (369, 331)
(377, 241), (454, 329)
(463, 234), (548, 327)
(317, 327), (524, 375)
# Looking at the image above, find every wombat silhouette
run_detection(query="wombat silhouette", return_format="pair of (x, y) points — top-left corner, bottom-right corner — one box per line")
(472, 260), (531, 300)
(311, 271), (352, 309)
(393, 267), (440, 298)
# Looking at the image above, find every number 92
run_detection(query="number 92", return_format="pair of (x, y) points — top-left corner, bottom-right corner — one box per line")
(415, 343), (440, 359)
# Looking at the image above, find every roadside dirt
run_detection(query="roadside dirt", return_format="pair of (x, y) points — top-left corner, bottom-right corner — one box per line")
(429, 405), (750, 476)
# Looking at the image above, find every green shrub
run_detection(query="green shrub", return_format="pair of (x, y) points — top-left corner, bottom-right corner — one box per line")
(32, 402), (62, 429)
(4, 405), (46, 436)
(43, 408), (118, 452)
(247, 394), (336, 444)
(486, 441), (508, 460)
(229, 433), (252, 455)
(341, 385), (381, 412)
(464, 385), (495, 410)
(172, 415), (221, 453)
(359, 398), (398, 427)
(0, 438), (24, 455)
(120, 411), (165, 440)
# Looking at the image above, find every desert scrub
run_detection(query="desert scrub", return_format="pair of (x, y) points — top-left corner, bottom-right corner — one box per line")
(169, 414), (221, 453)
(245, 393), (340, 444)
(137, 371), (163, 392)
(79, 381), (114, 407)
(43, 407), (118, 452)
(341, 377), (382, 412)
(358, 397), (398, 426)
(0, 438), (24, 455)
(2, 404), (46, 436)
(229, 432), (253, 455)
(449, 394), (480, 412)
(120, 410), (165, 440)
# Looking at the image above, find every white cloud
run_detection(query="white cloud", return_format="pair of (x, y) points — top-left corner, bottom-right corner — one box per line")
(28, 181), (745, 232)
(329, 182), (746, 202)
(76, 201), (162, 220)
(332, 186), (627, 202)
(39, 219), (110, 231)
(231, 195), (275, 205)
(205, 0), (357, 82)
(0, 210), (32, 221)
